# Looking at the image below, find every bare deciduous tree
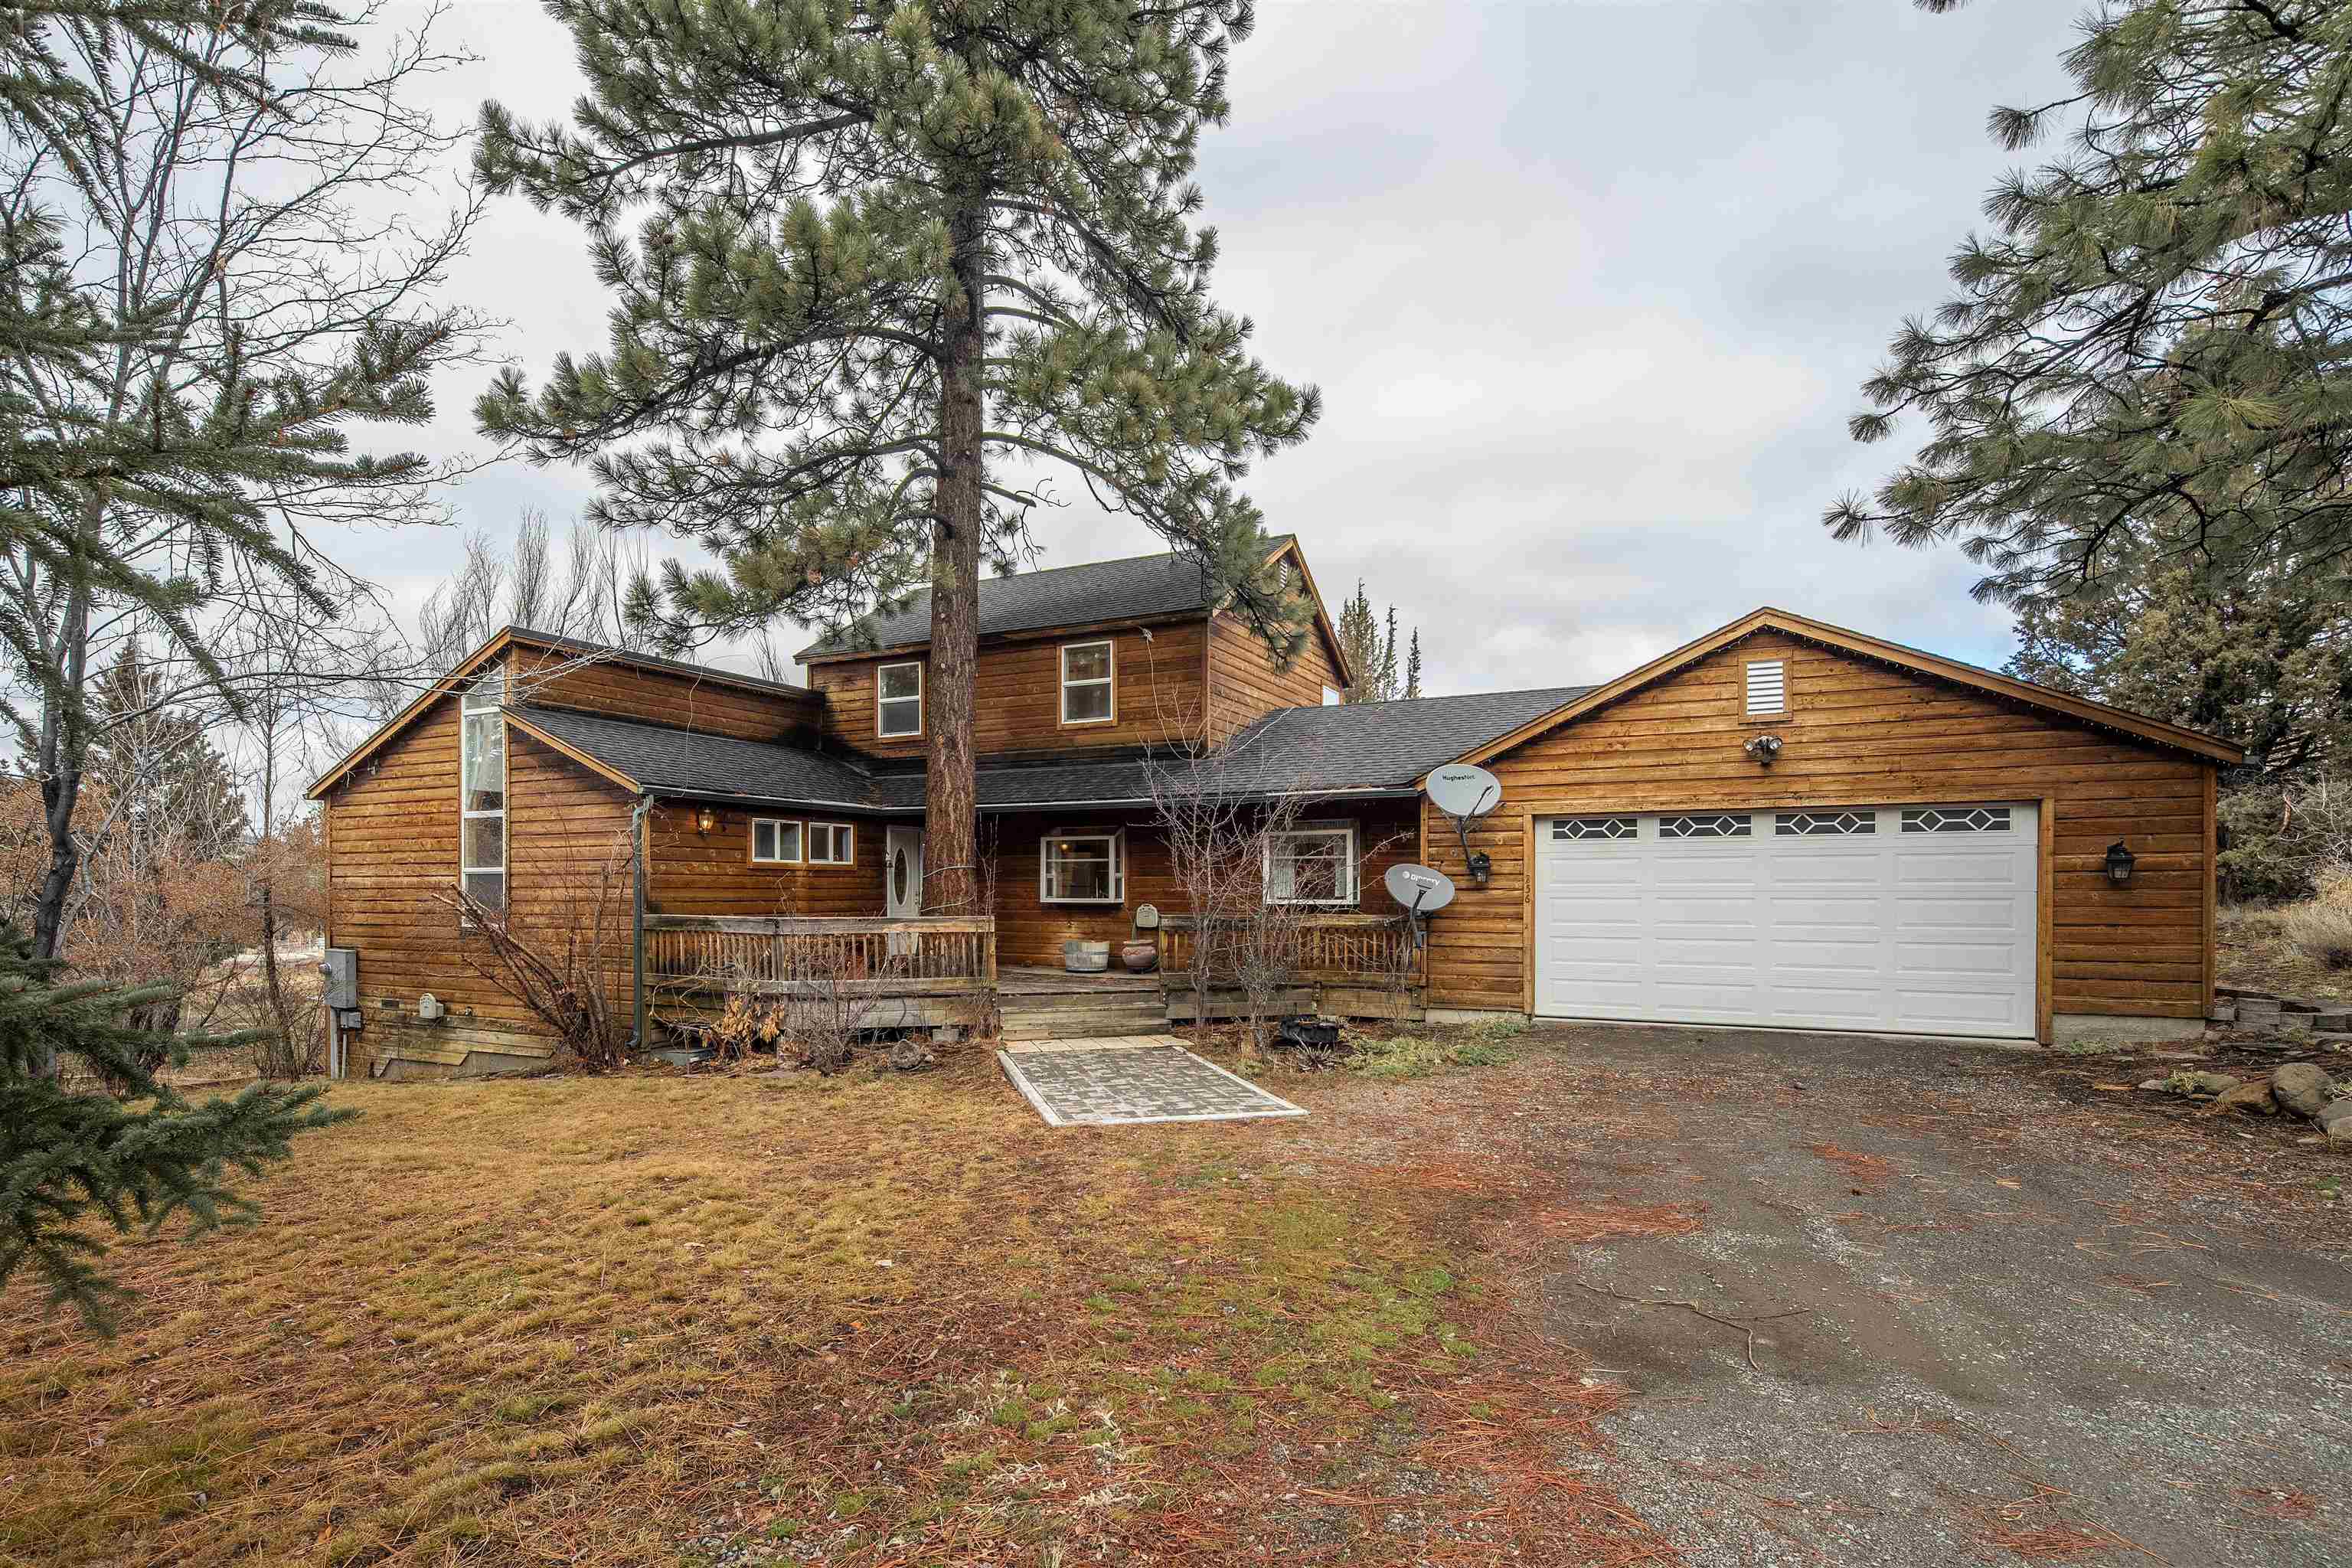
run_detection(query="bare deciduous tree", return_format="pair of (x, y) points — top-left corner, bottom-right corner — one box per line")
(434, 833), (634, 1071)
(0, 2), (493, 975)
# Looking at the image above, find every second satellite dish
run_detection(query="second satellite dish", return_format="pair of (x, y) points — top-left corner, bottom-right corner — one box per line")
(1383, 862), (1456, 915)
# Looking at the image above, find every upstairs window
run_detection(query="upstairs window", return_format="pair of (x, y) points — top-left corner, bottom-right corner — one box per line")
(1060, 639), (1116, 725)
(876, 661), (923, 737)
(459, 674), (506, 915)
(750, 818), (804, 864)
(1321, 684), (1343, 706)
(806, 822), (855, 865)
(1745, 659), (1785, 716)
(1040, 830), (1124, 903)
(1266, 825), (1358, 906)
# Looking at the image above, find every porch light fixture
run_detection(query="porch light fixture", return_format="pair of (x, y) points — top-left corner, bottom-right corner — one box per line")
(2105, 840), (2135, 887)
(695, 806), (716, 836)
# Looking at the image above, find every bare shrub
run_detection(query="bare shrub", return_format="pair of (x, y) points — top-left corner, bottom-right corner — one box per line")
(433, 834), (633, 1070)
(776, 940), (912, 1073)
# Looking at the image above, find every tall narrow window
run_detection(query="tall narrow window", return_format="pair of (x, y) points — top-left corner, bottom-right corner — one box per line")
(1060, 640), (1116, 725)
(876, 661), (922, 737)
(460, 673), (506, 914)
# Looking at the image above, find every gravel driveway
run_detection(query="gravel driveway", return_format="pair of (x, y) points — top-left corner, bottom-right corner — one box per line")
(1305, 1022), (2352, 1566)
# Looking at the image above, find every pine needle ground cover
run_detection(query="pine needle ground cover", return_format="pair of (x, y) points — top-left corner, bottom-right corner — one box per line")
(0, 1053), (1662, 1566)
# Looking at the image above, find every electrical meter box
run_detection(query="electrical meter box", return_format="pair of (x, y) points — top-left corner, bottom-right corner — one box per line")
(322, 947), (359, 1011)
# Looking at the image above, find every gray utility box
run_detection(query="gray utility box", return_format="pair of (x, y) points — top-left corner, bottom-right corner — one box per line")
(322, 947), (359, 1011)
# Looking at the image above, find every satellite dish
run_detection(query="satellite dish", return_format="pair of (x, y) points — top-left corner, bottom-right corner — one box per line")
(1426, 763), (1501, 821)
(1384, 862), (1456, 915)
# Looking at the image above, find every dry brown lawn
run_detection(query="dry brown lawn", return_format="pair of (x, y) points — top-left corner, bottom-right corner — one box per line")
(0, 1047), (1655, 1568)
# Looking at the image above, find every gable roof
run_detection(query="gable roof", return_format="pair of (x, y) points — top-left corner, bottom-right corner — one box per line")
(304, 625), (809, 801)
(1455, 606), (2244, 770)
(795, 536), (1351, 685)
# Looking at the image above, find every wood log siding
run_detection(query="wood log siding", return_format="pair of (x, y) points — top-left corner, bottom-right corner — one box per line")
(1421, 630), (2218, 1031)
(645, 802), (887, 918)
(324, 702), (637, 1040)
(503, 645), (819, 743)
(986, 800), (1423, 969)
(1206, 608), (1346, 742)
(810, 617), (1214, 758)
(644, 915), (995, 996)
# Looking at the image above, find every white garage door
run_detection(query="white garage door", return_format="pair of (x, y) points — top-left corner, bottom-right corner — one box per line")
(1534, 804), (2037, 1039)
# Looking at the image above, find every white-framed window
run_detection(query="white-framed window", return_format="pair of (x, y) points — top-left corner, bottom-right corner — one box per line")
(1060, 639), (1116, 725)
(806, 822), (854, 865)
(1265, 825), (1359, 906)
(750, 818), (804, 864)
(1040, 829), (1125, 903)
(1321, 684), (1343, 707)
(459, 673), (506, 916)
(876, 661), (923, 737)
(1745, 658), (1785, 716)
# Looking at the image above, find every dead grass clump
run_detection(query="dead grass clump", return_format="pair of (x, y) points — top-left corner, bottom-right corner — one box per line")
(2282, 899), (2352, 969)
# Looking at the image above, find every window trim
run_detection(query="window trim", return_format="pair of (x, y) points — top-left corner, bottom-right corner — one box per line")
(458, 675), (506, 923)
(1059, 639), (1117, 727)
(1264, 823), (1360, 907)
(749, 816), (805, 866)
(805, 821), (856, 867)
(1039, 828), (1125, 904)
(874, 660), (923, 739)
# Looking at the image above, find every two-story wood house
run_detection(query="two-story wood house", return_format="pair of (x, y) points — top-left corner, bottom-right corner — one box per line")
(310, 534), (2242, 1079)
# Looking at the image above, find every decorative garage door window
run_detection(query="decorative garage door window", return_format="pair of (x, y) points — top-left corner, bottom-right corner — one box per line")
(1658, 812), (1751, 839)
(1900, 805), (2011, 834)
(1775, 810), (1875, 836)
(1553, 816), (1637, 841)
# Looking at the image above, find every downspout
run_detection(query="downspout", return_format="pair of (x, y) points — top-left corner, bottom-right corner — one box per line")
(631, 793), (653, 1050)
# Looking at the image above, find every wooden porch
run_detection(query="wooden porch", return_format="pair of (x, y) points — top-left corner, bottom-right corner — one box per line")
(638, 911), (1424, 1044)
(643, 914), (998, 1034)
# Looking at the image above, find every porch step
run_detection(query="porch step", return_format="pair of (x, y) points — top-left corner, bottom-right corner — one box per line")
(1001, 995), (1170, 1042)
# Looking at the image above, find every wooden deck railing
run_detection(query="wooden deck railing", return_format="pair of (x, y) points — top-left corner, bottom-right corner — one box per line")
(1155, 912), (1423, 987)
(645, 915), (996, 997)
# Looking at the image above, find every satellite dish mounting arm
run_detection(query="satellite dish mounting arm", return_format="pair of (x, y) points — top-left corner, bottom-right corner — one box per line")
(1447, 784), (1495, 887)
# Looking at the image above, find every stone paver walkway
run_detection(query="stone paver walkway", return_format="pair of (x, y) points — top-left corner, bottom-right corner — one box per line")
(997, 1035), (1305, 1127)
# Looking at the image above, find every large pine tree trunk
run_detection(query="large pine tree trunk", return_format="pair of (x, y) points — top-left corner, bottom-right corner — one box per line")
(923, 201), (988, 916)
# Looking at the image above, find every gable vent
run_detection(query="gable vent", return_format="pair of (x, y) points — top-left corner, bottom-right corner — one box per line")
(1745, 659), (1785, 715)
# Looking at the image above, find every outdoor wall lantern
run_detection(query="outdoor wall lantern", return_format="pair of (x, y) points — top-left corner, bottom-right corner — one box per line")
(2105, 840), (2135, 887)
(695, 806), (717, 836)
(1743, 733), (1783, 767)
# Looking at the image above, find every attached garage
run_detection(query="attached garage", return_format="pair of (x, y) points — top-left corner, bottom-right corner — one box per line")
(1417, 609), (2243, 1046)
(1534, 803), (2037, 1038)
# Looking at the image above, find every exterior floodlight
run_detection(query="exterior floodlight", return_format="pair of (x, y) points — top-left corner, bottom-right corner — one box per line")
(1743, 733), (1783, 766)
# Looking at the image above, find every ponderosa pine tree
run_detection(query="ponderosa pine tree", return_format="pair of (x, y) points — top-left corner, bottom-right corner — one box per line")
(1831, 0), (2352, 609)
(474, 0), (1318, 910)
(0, 922), (352, 1331)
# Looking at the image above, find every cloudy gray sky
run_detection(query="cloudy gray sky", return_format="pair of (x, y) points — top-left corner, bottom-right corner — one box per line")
(358, 0), (2080, 694)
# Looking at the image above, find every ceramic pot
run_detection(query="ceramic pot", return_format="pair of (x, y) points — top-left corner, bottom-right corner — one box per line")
(1119, 939), (1158, 973)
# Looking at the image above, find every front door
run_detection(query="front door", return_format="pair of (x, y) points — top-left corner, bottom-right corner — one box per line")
(885, 826), (925, 920)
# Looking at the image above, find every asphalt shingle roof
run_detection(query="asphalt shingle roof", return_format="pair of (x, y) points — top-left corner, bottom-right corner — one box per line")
(509, 679), (1586, 813)
(513, 706), (880, 809)
(797, 544), (1292, 659)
